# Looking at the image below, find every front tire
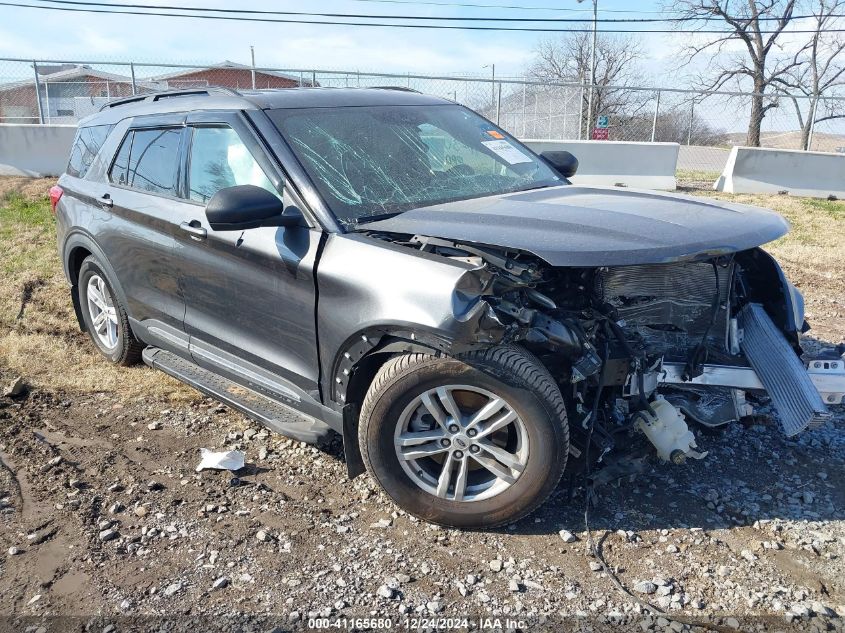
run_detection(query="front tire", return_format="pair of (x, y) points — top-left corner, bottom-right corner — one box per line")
(77, 255), (143, 366)
(358, 345), (569, 528)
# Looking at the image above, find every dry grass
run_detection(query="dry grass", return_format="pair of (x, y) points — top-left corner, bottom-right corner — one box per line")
(1, 176), (843, 401)
(0, 178), (195, 402)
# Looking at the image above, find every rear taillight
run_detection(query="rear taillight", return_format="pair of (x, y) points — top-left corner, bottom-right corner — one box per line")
(49, 185), (63, 215)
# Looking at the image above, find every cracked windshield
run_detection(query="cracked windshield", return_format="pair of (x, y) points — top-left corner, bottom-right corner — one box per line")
(269, 104), (562, 227)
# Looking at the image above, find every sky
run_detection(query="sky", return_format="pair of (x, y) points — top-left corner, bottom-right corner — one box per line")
(0, 0), (685, 78)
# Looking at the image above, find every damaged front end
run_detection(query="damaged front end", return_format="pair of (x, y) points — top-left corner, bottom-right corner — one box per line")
(365, 230), (845, 476)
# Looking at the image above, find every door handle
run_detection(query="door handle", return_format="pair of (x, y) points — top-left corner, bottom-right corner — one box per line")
(99, 193), (113, 208)
(180, 220), (207, 240)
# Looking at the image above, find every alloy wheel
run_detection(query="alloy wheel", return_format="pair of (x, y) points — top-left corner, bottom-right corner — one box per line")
(394, 384), (529, 502)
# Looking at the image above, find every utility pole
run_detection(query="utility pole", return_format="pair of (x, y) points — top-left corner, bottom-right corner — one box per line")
(577, 0), (598, 135)
(250, 45), (256, 90)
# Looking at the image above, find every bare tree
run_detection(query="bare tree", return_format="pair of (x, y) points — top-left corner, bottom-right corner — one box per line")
(667, 0), (800, 146)
(773, 0), (845, 149)
(526, 33), (649, 138)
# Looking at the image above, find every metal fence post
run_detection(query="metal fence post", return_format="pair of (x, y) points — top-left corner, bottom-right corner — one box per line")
(496, 82), (502, 126)
(562, 88), (568, 139)
(651, 90), (661, 142)
(33, 60), (45, 124)
(130, 62), (137, 95)
(312, 70), (317, 87)
(687, 99), (695, 145)
(578, 80), (585, 140)
(548, 89), (553, 138)
(521, 83), (527, 138)
(807, 97), (819, 151)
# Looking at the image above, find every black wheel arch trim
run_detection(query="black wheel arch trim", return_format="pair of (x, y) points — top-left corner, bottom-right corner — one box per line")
(63, 231), (131, 326)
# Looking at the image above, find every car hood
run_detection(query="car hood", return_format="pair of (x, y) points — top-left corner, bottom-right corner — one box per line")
(360, 185), (789, 266)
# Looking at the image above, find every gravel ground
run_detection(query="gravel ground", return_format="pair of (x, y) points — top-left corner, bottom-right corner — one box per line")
(0, 370), (843, 632)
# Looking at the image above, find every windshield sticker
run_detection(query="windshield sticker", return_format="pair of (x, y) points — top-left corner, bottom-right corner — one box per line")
(481, 139), (532, 165)
(485, 130), (505, 139)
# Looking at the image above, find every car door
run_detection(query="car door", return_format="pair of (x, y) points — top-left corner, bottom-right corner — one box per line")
(98, 116), (193, 355)
(172, 110), (323, 402)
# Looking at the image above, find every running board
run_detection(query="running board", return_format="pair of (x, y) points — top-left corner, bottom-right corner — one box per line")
(738, 303), (831, 436)
(142, 347), (334, 444)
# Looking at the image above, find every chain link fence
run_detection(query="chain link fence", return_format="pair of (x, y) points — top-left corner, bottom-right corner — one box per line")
(2, 57), (844, 180)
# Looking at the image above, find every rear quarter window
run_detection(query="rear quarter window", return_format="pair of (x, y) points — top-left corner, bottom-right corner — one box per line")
(66, 124), (113, 178)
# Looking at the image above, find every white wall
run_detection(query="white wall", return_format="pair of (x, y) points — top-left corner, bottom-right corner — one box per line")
(0, 124), (77, 177)
(521, 139), (680, 191)
(714, 146), (845, 198)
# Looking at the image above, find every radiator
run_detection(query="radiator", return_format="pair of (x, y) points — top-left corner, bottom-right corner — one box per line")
(739, 303), (831, 436)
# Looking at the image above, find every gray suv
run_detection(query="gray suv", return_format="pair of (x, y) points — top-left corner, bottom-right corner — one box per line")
(54, 87), (843, 528)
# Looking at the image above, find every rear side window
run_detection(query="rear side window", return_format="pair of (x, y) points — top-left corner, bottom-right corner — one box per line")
(187, 126), (277, 204)
(67, 124), (112, 178)
(109, 128), (182, 197)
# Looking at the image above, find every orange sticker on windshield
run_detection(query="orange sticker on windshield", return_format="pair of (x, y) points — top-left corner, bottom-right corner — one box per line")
(486, 130), (505, 139)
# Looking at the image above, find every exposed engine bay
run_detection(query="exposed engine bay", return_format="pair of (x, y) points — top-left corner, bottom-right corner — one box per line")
(366, 231), (845, 474)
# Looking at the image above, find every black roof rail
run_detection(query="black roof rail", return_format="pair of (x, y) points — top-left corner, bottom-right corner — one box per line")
(369, 86), (422, 94)
(100, 87), (241, 111)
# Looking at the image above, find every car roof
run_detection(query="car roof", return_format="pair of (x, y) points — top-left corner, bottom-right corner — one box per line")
(79, 87), (453, 127)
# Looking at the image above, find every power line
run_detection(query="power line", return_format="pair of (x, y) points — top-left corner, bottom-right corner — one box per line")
(26, 0), (845, 23)
(334, 0), (667, 13)
(4, 1), (845, 32)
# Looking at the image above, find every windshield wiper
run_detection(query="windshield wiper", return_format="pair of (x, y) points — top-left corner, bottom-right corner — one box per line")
(353, 211), (404, 226)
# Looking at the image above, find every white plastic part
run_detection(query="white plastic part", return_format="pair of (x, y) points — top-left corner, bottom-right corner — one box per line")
(636, 398), (707, 463)
(195, 448), (245, 472)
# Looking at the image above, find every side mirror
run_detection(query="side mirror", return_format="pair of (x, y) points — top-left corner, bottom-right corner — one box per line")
(540, 150), (578, 178)
(205, 184), (301, 231)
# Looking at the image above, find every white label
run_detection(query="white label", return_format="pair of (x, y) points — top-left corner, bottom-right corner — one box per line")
(481, 139), (532, 165)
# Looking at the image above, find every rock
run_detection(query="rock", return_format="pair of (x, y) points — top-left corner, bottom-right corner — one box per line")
(740, 549), (758, 562)
(147, 421), (162, 431)
(99, 528), (119, 542)
(589, 562), (602, 572)
(256, 530), (271, 542)
(370, 518), (392, 529)
(726, 617), (740, 629)
(133, 506), (148, 517)
(426, 601), (443, 613)
(243, 428), (257, 440)
(633, 581), (657, 595)
(489, 559), (503, 573)
(8, 546), (20, 555)
(558, 529), (578, 543)
(508, 578), (521, 592)
(109, 502), (124, 514)
(27, 594), (41, 606)
(146, 480), (164, 491)
(212, 577), (229, 590)
(40, 456), (63, 473)
(377, 585), (394, 599)
(163, 582), (182, 597)
(4, 376), (25, 397)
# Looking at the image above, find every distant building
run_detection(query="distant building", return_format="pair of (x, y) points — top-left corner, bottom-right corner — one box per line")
(148, 61), (317, 91)
(0, 61), (318, 123)
(0, 64), (138, 123)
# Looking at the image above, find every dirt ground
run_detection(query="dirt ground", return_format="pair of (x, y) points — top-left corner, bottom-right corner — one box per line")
(1, 177), (843, 632)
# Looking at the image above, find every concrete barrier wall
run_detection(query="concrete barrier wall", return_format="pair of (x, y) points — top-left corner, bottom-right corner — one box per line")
(0, 124), (77, 177)
(521, 139), (680, 190)
(714, 146), (845, 198)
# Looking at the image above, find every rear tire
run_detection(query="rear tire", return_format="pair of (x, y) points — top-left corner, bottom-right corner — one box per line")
(358, 345), (569, 528)
(77, 255), (143, 366)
